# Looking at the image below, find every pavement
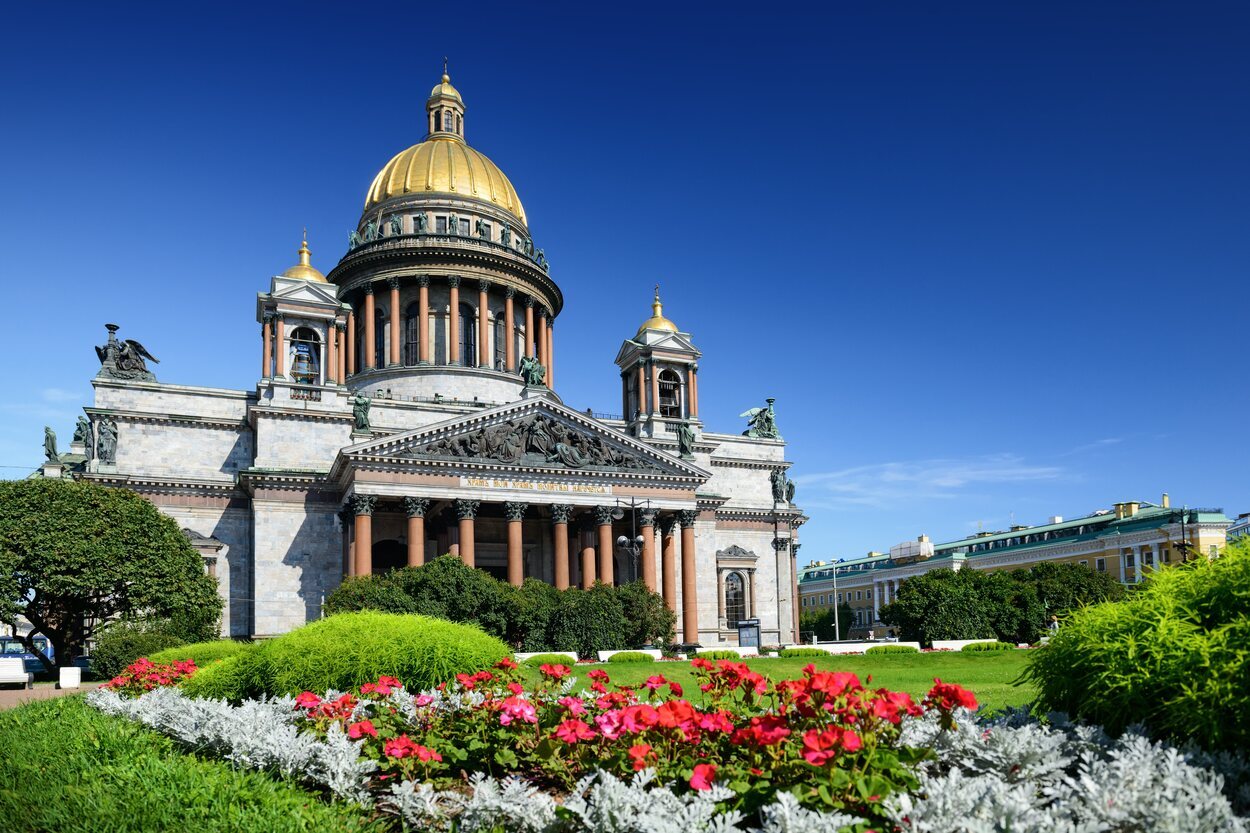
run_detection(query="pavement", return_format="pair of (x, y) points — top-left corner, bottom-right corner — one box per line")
(0, 681), (103, 711)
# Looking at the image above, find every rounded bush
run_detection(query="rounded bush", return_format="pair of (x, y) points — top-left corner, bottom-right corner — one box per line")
(149, 640), (252, 667)
(263, 612), (509, 696)
(180, 645), (269, 702)
(521, 653), (579, 666)
(694, 650), (744, 660)
(90, 624), (185, 679)
(865, 644), (920, 654)
(605, 651), (656, 664)
(1027, 540), (1250, 751)
(961, 640), (1016, 652)
(778, 647), (828, 658)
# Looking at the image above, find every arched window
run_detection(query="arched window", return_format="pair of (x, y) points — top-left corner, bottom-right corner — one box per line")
(289, 326), (320, 384)
(658, 369), (682, 418)
(724, 572), (746, 628)
(458, 303), (476, 366)
(493, 312), (506, 370)
(434, 110), (442, 132)
(375, 307), (387, 367)
(404, 302), (421, 365)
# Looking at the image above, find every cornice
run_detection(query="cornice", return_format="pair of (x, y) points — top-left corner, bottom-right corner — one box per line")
(84, 407), (247, 431)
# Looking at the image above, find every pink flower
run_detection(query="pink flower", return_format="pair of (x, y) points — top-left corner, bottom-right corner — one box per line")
(499, 696), (538, 726)
(594, 709), (624, 740)
(621, 704), (660, 733)
(554, 719), (597, 744)
(690, 763), (717, 790)
(347, 720), (377, 739)
(696, 710), (735, 735)
(294, 691), (322, 710)
(384, 735), (418, 758)
(413, 694), (434, 707)
(558, 696), (587, 716)
(413, 744), (442, 763)
(539, 663), (571, 680)
(643, 674), (668, 692)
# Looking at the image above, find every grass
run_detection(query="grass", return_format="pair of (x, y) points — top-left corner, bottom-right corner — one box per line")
(0, 695), (384, 833)
(524, 651), (1036, 713)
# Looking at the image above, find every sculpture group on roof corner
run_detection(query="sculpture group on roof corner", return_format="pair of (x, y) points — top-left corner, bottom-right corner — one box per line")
(741, 397), (781, 440)
(95, 323), (159, 382)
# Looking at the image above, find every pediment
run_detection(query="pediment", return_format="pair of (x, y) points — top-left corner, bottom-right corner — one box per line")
(614, 331), (701, 365)
(270, 276), (339, 306)
(342, 398), (710, 484)
(717, 544), (758, 563)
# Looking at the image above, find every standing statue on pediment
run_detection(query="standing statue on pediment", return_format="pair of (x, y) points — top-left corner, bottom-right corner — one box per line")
(97, 418), (118, 464)
(351, 393), (372, 432)
(43, 426), (58, 462)
(518, 354), (546, 387)
(364, 220), (378, 242)
(677, 420), (696, 458)
(448, 213), (459, 235)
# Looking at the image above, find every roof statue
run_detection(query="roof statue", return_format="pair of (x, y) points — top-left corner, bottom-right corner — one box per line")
(43, 426), (58, 462)
(519, 355), (546, 388)
(352, 393), (372, 433)
(677, 420), (696, 458)
(741, 397), (780, 440)
(95, 324), (159, 382)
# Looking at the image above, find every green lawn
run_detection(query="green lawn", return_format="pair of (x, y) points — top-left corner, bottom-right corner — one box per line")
(525, 650), (1035, 713)
(0, 695), (384, 833)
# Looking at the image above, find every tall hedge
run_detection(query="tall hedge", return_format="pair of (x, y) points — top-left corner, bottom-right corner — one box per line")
(1026, 540), (1250, 751)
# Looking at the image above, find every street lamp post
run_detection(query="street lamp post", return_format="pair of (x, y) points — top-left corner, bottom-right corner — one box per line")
(613, 497), (651, 582)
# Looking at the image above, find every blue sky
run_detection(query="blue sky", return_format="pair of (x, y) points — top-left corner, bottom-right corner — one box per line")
(1, 2), (1246, 561)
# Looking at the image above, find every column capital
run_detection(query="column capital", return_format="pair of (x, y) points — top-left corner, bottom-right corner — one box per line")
(537, 307), (549, 320)
(505, 286), (516, 299)
(274, 312), (285, 322)
(791, 542), (802, 556)
(550, 503), (573, 524)
(454, 498), (480, 520)
(658, 515), (677, 536)
(352, 494), (377, 516)
(525, 295), (535, 308)
(363, 282), (375, 295)
(504, 501), (528, 521)
(772, 537), (790, 551)
(335, 321), (346, 332)
(478, 279), (492, 292)
(417, 275), (430, 288)
(690, 363), (699, 373)
(677, 509), (698, 527)
(262, 311), (274, 322)
(403, 497), (431, 518)
(337, 507), (354, 529)
(447, 275), (461, 289)
(639, 508), (657, 528)
(387, 276), (400, 289)
(594, 505), (614, 526)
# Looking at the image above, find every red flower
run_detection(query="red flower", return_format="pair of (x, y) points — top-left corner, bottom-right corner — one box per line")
(690, 763), (717, 790)
(696, 710), (735, 734)
(656, 699), (697, 730)
(384, 734), (419, 758)
(621, 704), (660, 733)
(587, 669), (610, 684)
(507, 682), (525, 696)
(732, 714), (791, 746)
(539, 663), (572, 680)
(558, 696), (587, 716)
(627, 743), (653, 771)
(643, 674), (668, 692)
(667, 681), (684, 697)
(495, 657), (518, 671)
(925, 679), (979, 712)
(347, 720), (377, 739)
(295, 691), (323, 710)
(554, 719), (596, 744)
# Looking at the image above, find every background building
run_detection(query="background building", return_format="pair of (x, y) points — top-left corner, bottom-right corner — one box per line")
(43, 74), (805, 646)
(800, 496), (1231, 639)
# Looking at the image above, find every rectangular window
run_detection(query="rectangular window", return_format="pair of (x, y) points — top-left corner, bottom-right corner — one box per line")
(1163, 549), (1171, 563)
(436, 216), (448, 234)
(818, 595), (825, 605)
(479, 221), (492, 240)
(855, 591), (862, 601)
(1096, 557), (1106, 573)
(837, 592), (843, 604)
(1126, 552), (1136, 567)
(1078, 559), (1088, 568)
(458, 218), (471, 236)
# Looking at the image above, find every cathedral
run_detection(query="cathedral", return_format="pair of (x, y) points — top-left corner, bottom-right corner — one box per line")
(58, 73), (805, 646)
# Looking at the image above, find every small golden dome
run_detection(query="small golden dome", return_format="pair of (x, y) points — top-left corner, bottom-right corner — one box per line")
(364, 137), (527, 223)
(281, 234), (327, 282)
(636, 286), (679, 336)
(429, 72), (461, 102)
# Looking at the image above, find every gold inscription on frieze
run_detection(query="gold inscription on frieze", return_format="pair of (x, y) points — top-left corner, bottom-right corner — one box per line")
(460, 477), (609, 495)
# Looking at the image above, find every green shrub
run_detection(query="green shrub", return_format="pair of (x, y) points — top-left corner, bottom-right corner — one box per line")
(149, 639), (252, 667)
(606, 651), (656, 664)
(694, 649), (744, 660)
(90, 622), (186, 679)
(547, 584), (630, 658)
(866, 644), (920, 654)
(0, 696), (382, 832)
(962, 640), (1016, 652)
(616, 580), (676, 647)
(1027, 539), (1250, 751)
(180, 644), (270, 701)
(779, 647), (828, 658)
(521, 652), (579, 666)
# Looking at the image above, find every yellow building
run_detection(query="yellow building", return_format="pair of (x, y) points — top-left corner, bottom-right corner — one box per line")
(799, 495), (1231, 639)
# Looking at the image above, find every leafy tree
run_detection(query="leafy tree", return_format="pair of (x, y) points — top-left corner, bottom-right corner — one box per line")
(1012, 561), (1126, 616)
(879, 568), (995, 646)
(616, 579), (676, 647)
(799, 604), (853, 642)
(0, 479), (222, 671)
(547, 584), (629, 657)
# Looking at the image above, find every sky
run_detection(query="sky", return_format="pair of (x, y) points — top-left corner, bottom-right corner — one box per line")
(0, 1), (1246, 562)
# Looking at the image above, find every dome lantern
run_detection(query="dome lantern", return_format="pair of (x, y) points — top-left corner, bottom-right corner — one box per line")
(636, 285), (679, 336)
(281, 231), (327, 282)
(427, 62), (465, 140)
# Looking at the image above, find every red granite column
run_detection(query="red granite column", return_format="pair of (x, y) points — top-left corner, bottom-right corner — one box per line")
(388, 277), (401, 367)
(650, 362), (660, 417)
(552, 504), (572, 590)
(580, 517), (597, 588)
(404, 497), (429, 568)
(326, 320), (337, 384)
(636, 363), (646, 415)
(536, 309), (548, 370)
(478, 280), (491, 368)
(336, 323), (346, 382)
(353, 495), (377, 577)
(346, 310), (356, 375)
(274, 314), (286, 378)
(524, 297), (535, 358)
(417, 277), (430, 364)
(595, 506), (614, 586)
(689, 364), (699, 418)
(639, 509), (658, 593)
(504, 288), (516, 371)
(679, 509), (698, 642)
(261, 313), (273, 378)
(547, 319), (555, 388)
(660, 517), (677, 611)
(449, 277), (461, 365)
(505, 501), (527, 587)
(456, 498), (479, 567)
(364, 285), (376, 370)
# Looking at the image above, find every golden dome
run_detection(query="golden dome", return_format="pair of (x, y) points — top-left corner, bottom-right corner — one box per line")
(281, 234), (327, 282)
(429, 72), (461, 101)
(364, 136), (527, 223)
(636, 286), (679, 336)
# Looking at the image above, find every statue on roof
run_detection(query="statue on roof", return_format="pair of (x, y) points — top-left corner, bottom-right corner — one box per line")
(677, 420), (696, 458)
(741, 397), (780, 440)
(414, 212), (428, 234)
(770, 468), (796, 504)
(72, 416), (92, 458)
(518, 355), (546, 388)
(448, 213), (459, 235)
(97, 418), (117, 464)
(95, 324), (159, 381)
(389, 215), (403, 237)
(363, 220), (378, 242)
(500, 222), (511, 247)
(349, 229), (362, 249)
(475, 218), (488, 240)
(352, 393), (372, 433)
(43, 426), (58, 462)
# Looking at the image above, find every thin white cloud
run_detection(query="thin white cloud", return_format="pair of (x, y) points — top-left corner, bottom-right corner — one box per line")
(793, 454), (1065, 511)
(1058, 437), (1123, 457)
(40, 388), (80, 403)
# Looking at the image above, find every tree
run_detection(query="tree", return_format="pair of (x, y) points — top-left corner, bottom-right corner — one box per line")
(879, 568), (995, 646)
(0, 479), (222, 671)
(616, 579), (676, 648)
(799, 604), (853, 642)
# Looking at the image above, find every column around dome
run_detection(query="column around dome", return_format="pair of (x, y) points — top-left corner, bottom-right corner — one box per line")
(448, 276), (461, 366)
(524, 297), (535, 359)
(388, 277), (401, 367)
(504, 288), (516, 372)
(478, 280), (491, 369)
(546, 317), (555, 388)
(261, 312), (273, 379)
(346, 310), (356, 376)
(417, 276), (430, 365)
(364, 284), (376, 371)
(336, 322), (346, 382)
(274, 314), (286, 378)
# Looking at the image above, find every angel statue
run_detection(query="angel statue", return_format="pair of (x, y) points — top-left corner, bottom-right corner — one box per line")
(95, 324), (159, 381)
(741, 397), (780, 440)
(518, 355), (546, 388)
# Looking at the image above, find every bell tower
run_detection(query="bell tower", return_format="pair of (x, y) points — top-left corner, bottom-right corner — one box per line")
(614, 287), (702, 440)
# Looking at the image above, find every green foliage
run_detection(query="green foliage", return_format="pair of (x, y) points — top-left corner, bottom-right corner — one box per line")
(90, 622), (186, 679)
(799, 603), (853, 642)
(0, 696), (383, 833)
(616, 579), (676, 647)
(881, 561), (1125, 646)
(520, 652), (579, 666)
(324, 556), (668, 655)
(866, 644), (920, 654)
(605, 651), (656, 663)
(961, 640), (1016, 652)
(148, 639), (252, 667)
(778, 647), (829, 658)
(180, 645), (270, 701)
(0, 479), (222, 670)
(1027, 539), (1250, 751)
(694, 649), (744, 660)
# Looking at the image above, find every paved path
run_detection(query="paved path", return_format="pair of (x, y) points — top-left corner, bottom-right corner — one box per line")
(0, 682), (103, 711)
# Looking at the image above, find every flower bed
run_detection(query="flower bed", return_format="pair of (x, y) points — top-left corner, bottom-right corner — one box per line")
(86, 658), (1250, 832)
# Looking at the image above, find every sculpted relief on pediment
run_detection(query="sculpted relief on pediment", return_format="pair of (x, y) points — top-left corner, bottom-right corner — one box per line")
(402, 414), (662, 473)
